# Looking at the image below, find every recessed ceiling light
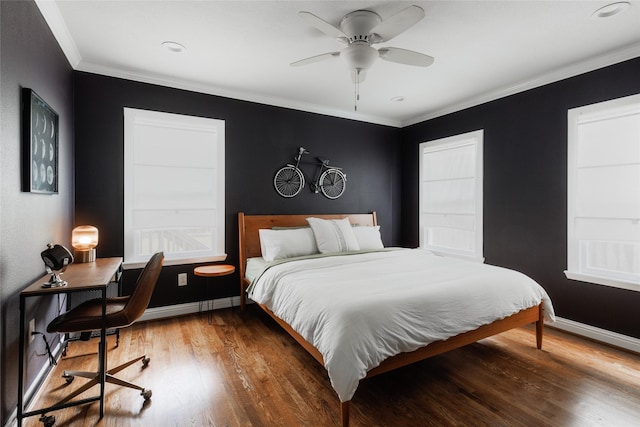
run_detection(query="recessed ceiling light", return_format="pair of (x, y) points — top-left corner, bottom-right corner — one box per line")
(161, 41), (186, 53)
(592, 2), (630, 18)
(391, 96), (405, 102)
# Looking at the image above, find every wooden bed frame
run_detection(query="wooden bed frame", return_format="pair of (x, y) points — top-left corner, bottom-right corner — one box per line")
(237, 212), (545, 427)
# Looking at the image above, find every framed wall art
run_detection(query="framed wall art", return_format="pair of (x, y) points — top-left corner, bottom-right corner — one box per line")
(22, 88), (59, 194)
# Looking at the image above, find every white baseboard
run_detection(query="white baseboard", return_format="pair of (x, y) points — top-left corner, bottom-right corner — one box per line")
(139, 295), (242, 322)
(551, 317), (640, 354)
(4, 410), (16, 427)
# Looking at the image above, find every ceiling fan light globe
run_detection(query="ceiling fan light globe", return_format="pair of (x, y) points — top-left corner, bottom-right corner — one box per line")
(341, 43), (378, 71)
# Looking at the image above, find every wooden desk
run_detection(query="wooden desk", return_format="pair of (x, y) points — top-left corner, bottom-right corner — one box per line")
(17, 257), (123, 427)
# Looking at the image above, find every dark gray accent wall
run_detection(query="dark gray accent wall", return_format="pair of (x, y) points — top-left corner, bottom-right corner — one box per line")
(73, 72), (401, 308)
(401, 58), (640, 338)
(1, 1), (74, 423)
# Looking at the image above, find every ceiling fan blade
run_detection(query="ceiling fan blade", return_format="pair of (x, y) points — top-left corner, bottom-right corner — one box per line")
(290, 52), (341, 67)
(378, 47), (434, 67)
(371, 5), (425, 43)
(299, 11), (348, 42)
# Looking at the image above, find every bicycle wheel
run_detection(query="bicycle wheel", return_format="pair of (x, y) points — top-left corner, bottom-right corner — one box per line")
(274, 166), (304, 198)
(319, 168), (346, 199)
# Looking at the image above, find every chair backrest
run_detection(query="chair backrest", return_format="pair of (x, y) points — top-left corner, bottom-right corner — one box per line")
(122, 252), (164, 325)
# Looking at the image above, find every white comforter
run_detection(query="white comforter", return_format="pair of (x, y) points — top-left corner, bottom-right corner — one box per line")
(248, 249), (555, 402)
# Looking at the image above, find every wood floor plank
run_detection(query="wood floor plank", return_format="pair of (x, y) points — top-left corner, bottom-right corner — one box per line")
(23, 306), (640, 426)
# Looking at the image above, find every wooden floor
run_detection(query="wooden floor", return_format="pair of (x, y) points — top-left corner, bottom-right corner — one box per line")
(25, 306), (640, 427)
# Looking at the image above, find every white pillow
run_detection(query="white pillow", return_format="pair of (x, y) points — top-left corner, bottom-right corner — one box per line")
(259, 228), (319, 262)
(352, 225), (384, 250)
(306, 217), (360, 254)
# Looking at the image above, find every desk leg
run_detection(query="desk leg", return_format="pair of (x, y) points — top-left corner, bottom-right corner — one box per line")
(98, 287), (107, 418)
(17, 295), (26, 427)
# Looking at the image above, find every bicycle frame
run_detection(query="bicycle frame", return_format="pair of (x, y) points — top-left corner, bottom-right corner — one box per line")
(289, 147), (342, 193)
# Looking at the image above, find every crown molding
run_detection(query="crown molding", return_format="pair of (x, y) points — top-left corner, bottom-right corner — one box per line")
(402, 43), (640, 127)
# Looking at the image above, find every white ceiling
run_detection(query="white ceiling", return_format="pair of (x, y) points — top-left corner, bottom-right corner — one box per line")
(37, 1), (640, 127)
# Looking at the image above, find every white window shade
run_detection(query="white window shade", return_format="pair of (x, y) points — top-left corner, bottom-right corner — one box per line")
(419, 130), (483, 261)
(566, 94), (640, 290)
(124, 108), (225, 266)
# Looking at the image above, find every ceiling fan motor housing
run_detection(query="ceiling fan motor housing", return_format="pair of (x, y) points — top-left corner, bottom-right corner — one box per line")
(340, 10), (381, 43)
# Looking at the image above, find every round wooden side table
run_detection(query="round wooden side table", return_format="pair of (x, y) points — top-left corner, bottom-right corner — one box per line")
(194, 264), (235, 323)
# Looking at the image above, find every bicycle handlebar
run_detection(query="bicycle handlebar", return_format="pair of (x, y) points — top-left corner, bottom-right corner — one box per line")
(294, 147), (310, 163)
(294, 147), (340, 169)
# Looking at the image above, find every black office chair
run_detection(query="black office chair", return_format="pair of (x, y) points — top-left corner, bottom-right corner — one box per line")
(46, 252), (164, 406)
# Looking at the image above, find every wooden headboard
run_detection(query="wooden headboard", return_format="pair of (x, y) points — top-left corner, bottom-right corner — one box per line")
(237, 212), (377, 309)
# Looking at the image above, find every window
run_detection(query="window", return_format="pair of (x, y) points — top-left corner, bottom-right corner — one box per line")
(419, 130), (483, 261)
(124, 108), (225, 267)
(566, 94), (640, 291)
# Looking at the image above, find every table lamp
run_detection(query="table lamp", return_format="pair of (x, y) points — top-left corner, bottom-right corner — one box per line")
(71, 225), (99, 263)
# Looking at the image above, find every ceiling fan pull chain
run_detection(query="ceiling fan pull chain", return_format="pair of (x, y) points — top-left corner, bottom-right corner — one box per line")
(354, 70), (358, 111)
(354, 69), (361, 111)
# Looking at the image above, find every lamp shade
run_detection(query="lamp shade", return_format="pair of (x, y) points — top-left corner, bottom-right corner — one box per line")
(71, 226), (99, 250)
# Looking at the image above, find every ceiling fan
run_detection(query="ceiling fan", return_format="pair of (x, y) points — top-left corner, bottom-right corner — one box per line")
(291, 5), (434, 109)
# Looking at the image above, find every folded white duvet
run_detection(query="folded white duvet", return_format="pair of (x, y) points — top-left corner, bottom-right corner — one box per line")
(248, 248), (555, 402)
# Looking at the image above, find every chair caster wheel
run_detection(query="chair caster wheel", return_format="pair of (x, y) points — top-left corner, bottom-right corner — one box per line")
(62, 373), (74, 384)
(39, 414), (55, 427)
(142, 357), (150, 368)
(141, 389), (152, 400)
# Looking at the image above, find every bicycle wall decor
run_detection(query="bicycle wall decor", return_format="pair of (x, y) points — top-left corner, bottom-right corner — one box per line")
(274, 147), (347, 199)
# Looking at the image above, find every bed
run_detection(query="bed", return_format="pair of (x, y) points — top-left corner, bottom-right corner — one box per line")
(237, 212), (554, 426)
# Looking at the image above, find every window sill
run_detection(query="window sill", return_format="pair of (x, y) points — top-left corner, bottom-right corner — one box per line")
(124, 254), (227, 270)
(564, 271), (639, 292)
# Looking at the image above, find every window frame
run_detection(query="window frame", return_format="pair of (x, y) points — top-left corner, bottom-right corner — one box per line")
(123, 108), (226, 268)
(419, 129), (484, 262)
(565, 94), (640, 292)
